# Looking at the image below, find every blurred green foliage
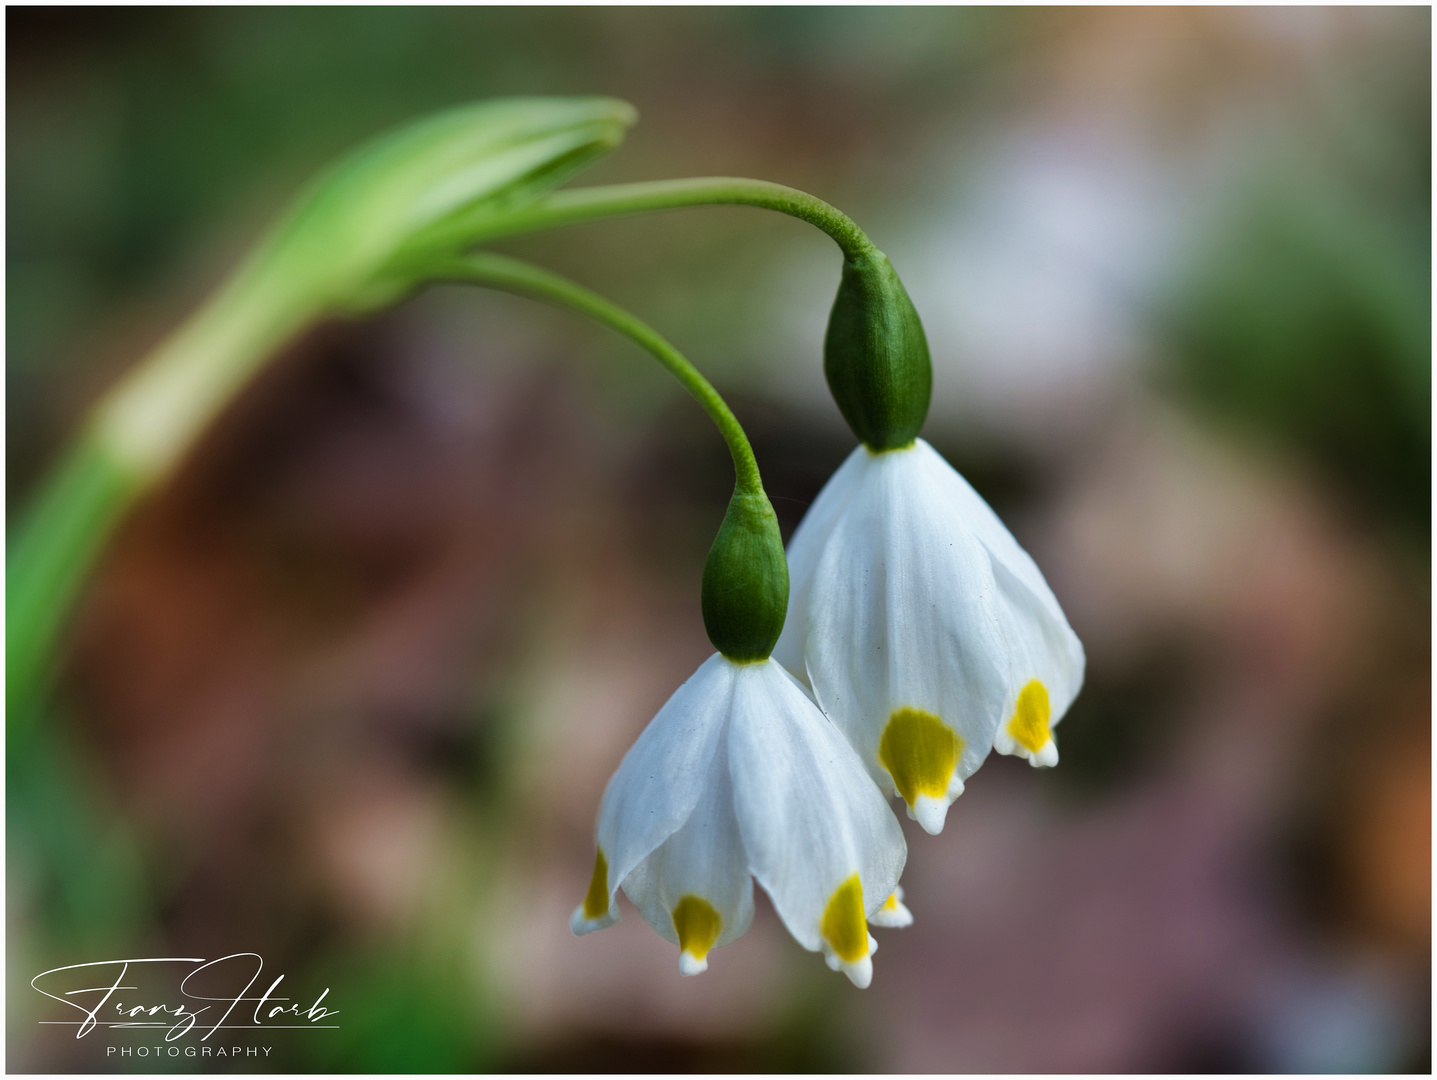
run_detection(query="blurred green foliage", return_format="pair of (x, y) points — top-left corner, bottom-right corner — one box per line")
(8, 714), (149, 951)
(9, 6), (1010, 492)
(289, 946), (498, 1073)
(1163, 47), (1430, 539)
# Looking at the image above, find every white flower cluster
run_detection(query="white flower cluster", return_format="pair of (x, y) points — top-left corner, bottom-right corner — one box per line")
(572, 439), (1084, 986)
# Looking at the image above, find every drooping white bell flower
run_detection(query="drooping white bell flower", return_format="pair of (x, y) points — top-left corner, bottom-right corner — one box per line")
(773, 439), (1084, 836)
(571, 653), (907, 987)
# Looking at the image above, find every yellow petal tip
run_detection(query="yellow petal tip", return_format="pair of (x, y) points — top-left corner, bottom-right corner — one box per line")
(879, 707), (964, 822)
(820, 873), (870, 964)
(581, 847), (613, 920)
(1006, 680), (1052, 754)
(870, 888), (914, 929)
(671, 895), (722, 965)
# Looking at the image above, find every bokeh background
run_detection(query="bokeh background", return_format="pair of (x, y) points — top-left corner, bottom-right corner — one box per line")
(7, 7), (1430, 1073)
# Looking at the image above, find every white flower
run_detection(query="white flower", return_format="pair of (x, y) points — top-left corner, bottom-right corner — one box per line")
(571, 653), (907, 987)
(774, 439), (1085, 836)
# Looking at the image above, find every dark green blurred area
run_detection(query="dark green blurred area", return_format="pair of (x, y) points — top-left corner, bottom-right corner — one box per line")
(1165, 144), (1430, 541)
(8, 7), (1430, 1074)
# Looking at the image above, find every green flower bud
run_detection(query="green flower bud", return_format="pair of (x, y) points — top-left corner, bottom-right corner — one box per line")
(823, 249), (933, 451)
(701, 489), (790, 662)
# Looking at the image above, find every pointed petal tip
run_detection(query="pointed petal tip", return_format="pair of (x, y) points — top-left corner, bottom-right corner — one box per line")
(678, 951), (709, 976)
(569, 904), (617, 937)
(869, 897), (914, 930)
(822, 930), (879, 988)
(995, 728), (1059, 768)
(996, 736), (1059, 768)
(911, 793), (950, 835)
(840, 954), (874, 989)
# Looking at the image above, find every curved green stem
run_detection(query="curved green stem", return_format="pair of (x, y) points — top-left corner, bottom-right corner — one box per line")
(447, 178), (878, 261)
(437, 252), (763, 494)
(7, 274), (313, 737)
(12, 176), (859, 729)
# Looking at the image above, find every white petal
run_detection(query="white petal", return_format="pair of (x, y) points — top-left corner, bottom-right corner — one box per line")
(868, 885), (914, 929)
(727, 659), (905, 981)
(620, 719), (754, 974)
(911, 440), (1066, 620)
(907, 442), (1086, 764)
(586, 653), (736, 924)
(987, 573), (1078, 766)
(772, 445), (871, 684)
(803, 445), (1007, 834)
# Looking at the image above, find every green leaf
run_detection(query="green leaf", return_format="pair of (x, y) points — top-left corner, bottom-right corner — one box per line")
(12, 98), (637, 730)
(236, 95), (638, 315)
